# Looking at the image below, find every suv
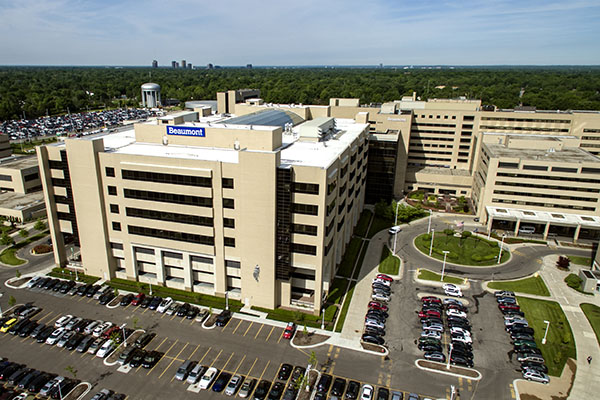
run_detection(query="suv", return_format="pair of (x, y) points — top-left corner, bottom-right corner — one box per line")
(157, 297), (173, 313)
(522, 370), (549, 384)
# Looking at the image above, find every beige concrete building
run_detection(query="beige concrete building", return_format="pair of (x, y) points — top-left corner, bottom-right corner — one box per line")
(0, 155), (45, 222)
(37, 109), (368, 313)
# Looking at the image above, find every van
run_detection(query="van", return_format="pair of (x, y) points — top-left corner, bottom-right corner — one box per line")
(187, 363), (206, 384)
(518, 226), (535, 234)
(175, 359), (196, 381)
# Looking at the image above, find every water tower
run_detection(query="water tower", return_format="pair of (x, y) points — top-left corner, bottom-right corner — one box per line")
(141, 82), (161, 108)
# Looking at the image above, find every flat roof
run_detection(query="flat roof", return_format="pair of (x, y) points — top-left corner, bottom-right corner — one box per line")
(0, 191), (45, 210)
(110, 142), (240, 164)
(0, 155), (39, 170)
(486, 206), (600, 228)
(406, 166), (472, 176)
(485, 143), (599, 163)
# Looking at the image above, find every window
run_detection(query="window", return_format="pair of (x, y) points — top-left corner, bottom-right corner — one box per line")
(293, 182), (319, 195)
(293, 203), (318, 216)
(112, 221), (121, 231)
(0, 175), (12, 182)
(291, 243), (317, 256)
(134, 246), (154, 255)
(341, 165), (348, 178)
(498, 162), (519, 169)
(225, 260), (241, 268)
(128, 225), (214, 245)
(126, 207), (213, 227)
(223, 218), (235, 228)
(582, 167), (600, 174)
(292, 224), (318, 236)
(327, 179), (337, 195)
(222, 178), (234, 189)
(324, 238), (334, 256)
(110, 204), (119, 214)
(523, 165), (548, 171)
(124, 189), (212, 207)
(551, 166), (578, 173)
(224, 237), (236, 247)
(326, 218), (335, 236)
(110, 242), (123, 250)
(163, 251), (183, 259)
(24, 173), (39, 182)
(108, 186), (117, 196)
(122, 169), (211, 188)
(105, 167), (115, 177)
(223, 198), (235, 209)
(191, 255), (213, 264)
(463, 116), (475, 121)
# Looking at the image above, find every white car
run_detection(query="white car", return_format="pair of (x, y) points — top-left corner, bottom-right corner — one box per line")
(225, 374), (242, 396)
(388, 226), (402, 235)
(505, 319), (528, 328)
(365, 319), (385, 330)
(421, 330), (442, 340)
(372, 278), (391, 287)
(46, 327), (66, 345)
(451, 333), (472, 344)
(199, 367), (217, 390)
(442, 283), (459, 291)
(56, 331), (75, 348)
(26, 276), (41, 288)
(92, 322), (112, 338)
(84, 320), (102, 335)
(371, 293), (390, 303)
(157, 297), (173, 313)
(360, 384), (374, 400)
(449, 327), (471, 337)
(522, 370), (549, 384)
(446, 309), (467, 319)
(65, 317), (83, 331)
(444, 287), (463, 297)
(54, 315), (74, 329)
(96, 339), (115, 358)
(422, 323), (444, 332)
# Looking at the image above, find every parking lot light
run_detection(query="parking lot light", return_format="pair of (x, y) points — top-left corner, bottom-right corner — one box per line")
(427, 209), (433, 234)
(447, 343), (453, 370)
(321, 307), (325, 330)
(542, 320), (550, 344)
(429, 229), (435, 256)
(121, 323), (127, 347)
(441, 251), (450, 282)
(497, 234), (506, 264)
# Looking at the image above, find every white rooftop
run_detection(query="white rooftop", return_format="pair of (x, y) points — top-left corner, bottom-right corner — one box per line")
(110, 142), (240, 163)
(486, 206), (600, 228)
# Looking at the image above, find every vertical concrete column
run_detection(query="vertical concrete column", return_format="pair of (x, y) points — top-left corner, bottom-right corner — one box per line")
(155, 250), (165, 285)
(487, 216), (494, 235)
(514, 219), (521, 237)
(184, 253), (193, 290)
(574, 225), (581, 243)
(543, 223), (551, 240)
(129, 245), (138, 280)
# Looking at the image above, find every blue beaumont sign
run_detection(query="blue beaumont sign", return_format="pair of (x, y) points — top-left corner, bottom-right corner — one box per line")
(166, 125), (205, 137)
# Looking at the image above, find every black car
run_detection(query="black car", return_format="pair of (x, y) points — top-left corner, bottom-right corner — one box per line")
(36, 277), (51, 288)
(186, 307), (199, 319)
(51, 379), (80, 399)
(362, 334), (385, 345)
(450, 342), (472, 353)
(120, 294), (134, 306)
(277, 363), (293, 380)
(76, 335), (95, 353)
(73, 319), (91, 333)
(447, 321), (471, 332)
(215, 310), (232, 327)
(510, 327), (535, 337)
(254, 380), (272, 400)
(503, 310), (526, 318)
(19, 320), (39, 337)
(450, 348), (473, 360)
(177, 303), (191, 317)
(420, 317), (443, 325)
(148, 296), (162, 310)
(512, 333), (535, 343)
(36, 326), (55, 343)
(316, 373), (332, 393)
(520, 361), (548, 373)
(59, 281), (76, 294)
(86, 285), (101, 297)
(43, 278), (59, 290)
(418, 343), (442, 352)
(66, 333), (84, 350)
(450, 356), (474, 368)
(290, 366), (305, 384)
(331, 377), (346, 397)
(134, 332), (155, 348)
(0, 363), (23, 381)
(446, 316), (471, 326)
(77, 284), (91, 296)
(139, 296), (152, 308)
(8, 367), (32, 385)
(377, 387), (390, 400)
(30, 323), (46, 338)
(14, 303), (34, 316)
(364, 326), (386, 337)
(365, 313), (386, 324)
(18, 369), (42, 389)
(99, 292), (116, 305)
(514, 345), (539, 354)
(366, 309), (388, 319)
(129, 349), (146, 368)
(27, 372), (55, 393)
(345, 380), (360, 399)
(268, 381), (284, 400)
(9, 319), (31, 335)
(142, 351), (162, 368)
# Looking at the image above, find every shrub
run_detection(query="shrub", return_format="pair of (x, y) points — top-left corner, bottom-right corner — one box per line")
(556, 256), (570, 271)
(33, 244), (52, 254)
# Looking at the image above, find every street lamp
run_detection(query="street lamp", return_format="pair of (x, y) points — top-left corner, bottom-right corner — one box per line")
(441, 251), (450, 282)
(497, 234), (506, 264)
(393, 201), (401, 255)
(429, 229), (435, 256)
(225, 291), (229, 311)
(394, 201), (401, 226)
(447, 342), (453, 370)
(321, 307), (325, 330)
(542, 320), (550, 344)
(0, 293), (3, 318)
(121, 323), (127, 347)
(149, 282), (153, 296)
(427, 209), (433, 234)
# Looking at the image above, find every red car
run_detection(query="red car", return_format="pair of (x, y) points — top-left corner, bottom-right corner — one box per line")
(376, 274), (393, 282)
(499, 304), (520, 311)
(418, 310), (441, 319)
(368, 301), (389, 312)
(421, 296), (441, 304)
(102, 325), (120, 339)
(282, 322), (296, 339)
(131, 293), (145, 306)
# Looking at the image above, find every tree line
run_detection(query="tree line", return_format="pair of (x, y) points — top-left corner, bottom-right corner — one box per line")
(1, 66), (599, 121)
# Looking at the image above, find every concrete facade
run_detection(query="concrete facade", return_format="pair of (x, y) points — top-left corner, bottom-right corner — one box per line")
(0, 155), (45, 222)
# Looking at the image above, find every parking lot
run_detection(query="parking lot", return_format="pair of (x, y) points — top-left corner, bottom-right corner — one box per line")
(0, 279), (467, 399)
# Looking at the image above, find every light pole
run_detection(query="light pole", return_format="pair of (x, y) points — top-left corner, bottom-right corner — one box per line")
(497, 234), (506, 264)
(394, 201), (401, 226)
(321, 307), (325, 330)
(0, 293), (3, 318)
(429, 229), (435, 256)
(427, 209), (433, 234)
(149, 283), (153, 296)
(121, 323), (127, 347)
(447, 342), (453, 370)
(393, 201), (401, 255)
(441, 251), (450, 282)
(542, 320), (550, 344)
(225, 291), (229, 311)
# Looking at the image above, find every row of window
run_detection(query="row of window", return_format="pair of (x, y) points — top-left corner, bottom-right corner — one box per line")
(481, 117), (571, 124)
(106, 167), (236, 189)
(122, 188), (213, 207)
(480, 125), (569, 133)
(492, 198), (595, 212)
(493, 190), (598, 203)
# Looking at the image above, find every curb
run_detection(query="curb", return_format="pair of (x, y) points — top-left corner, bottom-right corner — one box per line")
(512, 379), (521, 400)
(103, 328), (146, 367)
(413, 269), (470, 290)
(70, 382), (92, 400)
(201, 317), (216, 330)
(414, 359), (482, 380)
(5, 277), (29, 290)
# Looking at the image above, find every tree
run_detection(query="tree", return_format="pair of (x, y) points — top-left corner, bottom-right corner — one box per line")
(303, 324), (308, 337)
(308, 351), (318, 370)
(113, 287), (119, 297)
(18, 229), (28, 238)
(15, 270), (21, 278)
(0, 232), (14, 246)
(34, 219), (46, 231)
(8, 296), (16, 307)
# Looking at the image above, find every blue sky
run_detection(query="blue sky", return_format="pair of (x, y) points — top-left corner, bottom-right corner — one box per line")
(1, 0), (599, 65)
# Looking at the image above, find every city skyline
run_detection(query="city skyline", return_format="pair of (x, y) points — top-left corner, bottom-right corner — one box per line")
(0, 0), (599, 66)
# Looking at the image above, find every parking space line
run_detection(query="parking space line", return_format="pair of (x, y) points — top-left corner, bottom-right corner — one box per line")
(232, 320), (243, 335)
(254, 324), (263, 339)
(147, 340), (178, 376)
(221, 318), (232, 332)
(152, 337), (168, 351)
(187, 343), (201, 360)
(160, 313), (167, 319)
(232, 355), (246, 375)
(159, 342), (188, 380)
(265, 326), (275, 342)
(242, 322), (254, 337)
(222, 352), (235, 371)
(170, 314), (177, 321)
(277, 329), (284, 343)
(142, 308), (149, 314)
(257, 360), (270, 381)
(37, 311), (54, 324)
(209, 349), (223, 368)
(198, 347), (212, 364)
(246, 357), (258, 377)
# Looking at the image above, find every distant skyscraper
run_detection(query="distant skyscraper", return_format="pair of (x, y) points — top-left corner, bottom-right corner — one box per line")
(181, 60), (186, 69)
(187, 63), (192, 69)
(246, 64), (253, 69)
(152, 60), (158, 68)
(207, 63), (214, 69)
(171, 61), (177, 69)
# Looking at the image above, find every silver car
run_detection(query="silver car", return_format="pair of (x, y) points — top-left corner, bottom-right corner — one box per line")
(225, 374), (242, 396)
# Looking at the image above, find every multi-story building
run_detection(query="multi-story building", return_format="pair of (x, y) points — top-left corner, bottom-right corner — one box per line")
(0, 155), (45, 221)
(37, 108), (368, 312)
(0, 134), (10, 159)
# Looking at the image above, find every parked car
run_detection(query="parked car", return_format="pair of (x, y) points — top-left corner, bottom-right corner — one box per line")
(444, 287), (463, 297)
(277, 364), (293, 381)
(422, 296), (441, 304)
(253, 380), (271, 400)
(157, 297), (173, 313)
(225, 374), (243, 396)
(148, 296), (162, 310)
(141, 351), (162, 368)
(377, 387), (389, 400)
(517, 354), (545, 363)
(282, 322), (296, 339)
(120, 294), (134, 306)
(131, 293), (145, 306)
(360, 384), (374, 400)
(345, 381), (360, 399)
(446, 309), (467, 319)
(423, 351), (446, 362)
(443, 298), (464, 307)
(368, 301), (389, 312)
(317, 374), (333, 393)
(196, 309), (209, 323)
(54, 315), (73, 329)
(450, 355), (474, 368)
(331, 377), (346, 397)
(96, 340), (115, 358)
(216, 310), (232, 327)
(420, 330), (441, 340)
(128, 349), (146, 368)
(134, 332), (155, 348)
(186, 307), (200, 320)
(362, 334), (385, 345)
(238, 378), (257, 398)
(364, 326), (386, 337)
(199, 367), (218, 390)
(371, 293), (390, 303)
(388, 226), (402, 234)
(495, 291), (515, 298)
(522, 370), (549, 384)
(187, 363), (207, 384)
(177, 303), (191, 317)
(46, 328), (67, 345)
(76, 335), (95, 353)
(166, 302), (180, 316)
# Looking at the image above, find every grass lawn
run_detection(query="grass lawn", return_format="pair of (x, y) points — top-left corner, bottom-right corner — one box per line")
(336, 238), (362, 278)
(488, 276), (550, 297)
(568, 255), (592, 267)
(0, 248), (26, 266)
(251, 305), (335, 330)
(581, 303), (600, 347)
(335, 282), (356, 333)
(414, 233), (510, 266)
(367, 216), (393, 239)
(379, 246), (400, 275)
(517, 297), (576, 376)
(49, 268), (100, 284)
(354, 210), (373, 238)
(418, 269), (463, 285)
(564, 274), (594, 295)
(327, 278), (349, 305)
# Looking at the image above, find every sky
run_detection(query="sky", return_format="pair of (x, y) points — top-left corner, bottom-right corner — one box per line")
(1, 0), (599, 66)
